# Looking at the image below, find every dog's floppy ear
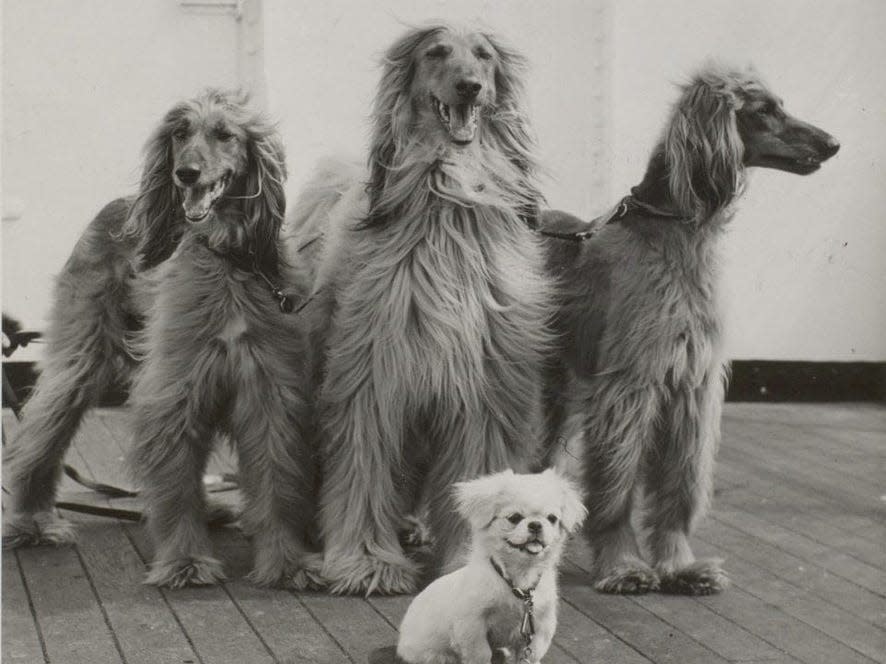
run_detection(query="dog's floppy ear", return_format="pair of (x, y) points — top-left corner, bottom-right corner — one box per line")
(664, 69), (744, 220)
(243, 121), (287, 279)
(362, 25), (445, 229)
(541, 468), (587, 533)
(121, 102), (187, 269)
(453, 470), (514, 530)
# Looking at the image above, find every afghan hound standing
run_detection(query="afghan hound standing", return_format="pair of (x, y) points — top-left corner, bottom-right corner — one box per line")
(542, 65), (840, 595)
(289, 25), (551, 595)
(4, 90), (318, 589)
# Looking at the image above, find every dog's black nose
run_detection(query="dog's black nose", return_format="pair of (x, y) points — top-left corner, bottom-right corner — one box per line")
(175, 167), (201, 185)
(824, 135), (840, 157)
(456, 79), (482, 100)
(527, 520), (542, 534)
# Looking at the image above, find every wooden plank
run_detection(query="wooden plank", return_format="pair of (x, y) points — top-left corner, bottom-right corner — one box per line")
(694, 538), (886, 662)
(566, 547), (781, 663)
(631, 591), (783, 662)
(299, 593), (397, 663)
(698, 584), (877, 664)
(76, 520), (199, 664)
(2, 550), (46, 663)
(125, 523), (276, 664)
(553, 599), (652, 664)
(559, 563), (731, 664)
(16, 537), (123, 664)
(712, 509), (886, 596)
(720, 425), (883, 510)
(724, 403), (886, 436)
(715, 460), (886, 555)
(226, 582), (349, 664)
(698, 519), (885, 625)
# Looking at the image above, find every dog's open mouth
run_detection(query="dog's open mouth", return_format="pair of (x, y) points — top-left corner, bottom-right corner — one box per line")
(181, 174), (231, 222)
(507, 538), (547, 556)
(759, 153), (823, 175)
(432, 95), (479, 145)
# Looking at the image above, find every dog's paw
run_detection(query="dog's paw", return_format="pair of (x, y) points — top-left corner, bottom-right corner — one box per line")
(145, 555), (226, 589)
(248, 552), (327, 591)
(325, 553), (420, 596)
(659, 559), (729, 596)
(3, 511), (76, 549)
(594, 563), (660, 594)
(397, 514), (434, 551)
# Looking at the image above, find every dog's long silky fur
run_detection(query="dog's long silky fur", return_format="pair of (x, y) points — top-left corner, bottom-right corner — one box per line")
(288, 25), (552, 595)
(542, 65), (839, 596)
(5, 90), (318, 589)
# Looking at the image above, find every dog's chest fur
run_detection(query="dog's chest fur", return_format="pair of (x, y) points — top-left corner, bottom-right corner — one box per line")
(342, 203), (551, 404)
(583, 220), (725, 389)
(144, 235), (303, 366)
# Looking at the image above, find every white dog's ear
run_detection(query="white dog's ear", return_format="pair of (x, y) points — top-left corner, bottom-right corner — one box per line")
(453, 470), (513, 530)
(542, 468), (587, 533)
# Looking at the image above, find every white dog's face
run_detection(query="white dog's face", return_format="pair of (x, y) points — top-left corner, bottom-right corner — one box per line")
(454, 469), (587, 570)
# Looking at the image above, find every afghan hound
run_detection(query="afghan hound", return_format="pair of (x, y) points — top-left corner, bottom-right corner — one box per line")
(541, 65), (840, 595)
(4, 90), (318, 589)
(287, 25), (551, 595)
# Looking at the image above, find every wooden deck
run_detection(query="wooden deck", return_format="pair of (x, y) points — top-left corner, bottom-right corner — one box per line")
(2, 403), (885, 664)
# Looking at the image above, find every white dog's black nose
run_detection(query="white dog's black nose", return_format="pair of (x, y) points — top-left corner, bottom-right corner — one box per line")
(527, 520), (542, 534)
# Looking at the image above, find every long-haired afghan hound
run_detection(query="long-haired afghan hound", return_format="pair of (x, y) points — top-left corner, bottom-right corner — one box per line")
(542, 65), (839, 595)
(288, 25), (551, 595)
(4, 90), (318, 589)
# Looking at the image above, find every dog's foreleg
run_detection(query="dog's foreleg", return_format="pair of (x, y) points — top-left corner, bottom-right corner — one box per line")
(4, 303), (131, 546)
(229, 342), (321, 591)
(581, 378), (661, 594)
(318, 340), (419, 595)
(645, 367), (729, 595)
(130, 350), (224, 588)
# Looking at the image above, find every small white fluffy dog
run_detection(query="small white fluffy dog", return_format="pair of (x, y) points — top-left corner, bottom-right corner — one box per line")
(396, 469), (586, 664)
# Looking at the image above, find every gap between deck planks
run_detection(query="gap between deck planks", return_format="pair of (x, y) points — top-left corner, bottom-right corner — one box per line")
(2, 404), (885, 664)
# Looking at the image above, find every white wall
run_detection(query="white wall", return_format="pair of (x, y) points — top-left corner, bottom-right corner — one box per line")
(262, 0), (611, 217)
(2, 0), (240, 358)
(608, 0), (885, 361)
(3, 0), (883, 362)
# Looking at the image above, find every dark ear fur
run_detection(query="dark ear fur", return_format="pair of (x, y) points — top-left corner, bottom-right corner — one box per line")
(361, 26), (445, 230)
(243, 128), (287, 278)
(664, 74), (744, 219)
(121, 108), (185, 269)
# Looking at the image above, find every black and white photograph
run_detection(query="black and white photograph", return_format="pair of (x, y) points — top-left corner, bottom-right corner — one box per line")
(1, 1), (883, 663)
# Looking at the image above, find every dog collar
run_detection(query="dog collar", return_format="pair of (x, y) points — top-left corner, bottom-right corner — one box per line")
(536, 194), (692, 243)
(489, 556), (539, 660)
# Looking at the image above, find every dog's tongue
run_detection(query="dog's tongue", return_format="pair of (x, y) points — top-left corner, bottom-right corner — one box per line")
(182, 178), (227, 221)
(525, 541), (544, 554)
(183, 184), (214, 220)
(448, 104), (478, 143)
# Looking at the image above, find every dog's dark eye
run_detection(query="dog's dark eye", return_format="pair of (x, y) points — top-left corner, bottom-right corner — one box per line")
(757, 101), (777, 116)
(475, 48), (493, 61)
(215, 128), (235, 141)
(172, 128), (189, 140)
(506, 513), (523, 525)
(426, 44), (450, 59)
(547, 514), (558, 525)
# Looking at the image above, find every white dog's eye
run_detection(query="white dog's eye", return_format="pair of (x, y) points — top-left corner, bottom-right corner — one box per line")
(547, 514), (558, 525)
(506, 513), (523, 525)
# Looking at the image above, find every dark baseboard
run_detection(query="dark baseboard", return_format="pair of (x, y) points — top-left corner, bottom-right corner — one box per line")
(726, 360), (885, 402)
(3, 360), (885, 408)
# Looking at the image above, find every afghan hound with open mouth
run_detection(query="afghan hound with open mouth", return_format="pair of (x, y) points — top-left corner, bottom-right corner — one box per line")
(541, 65), (840, 595)
(288, 25), (551, 595)
(4, 90), (318, 589)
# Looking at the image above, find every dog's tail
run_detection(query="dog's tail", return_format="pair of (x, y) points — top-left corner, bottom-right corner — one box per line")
(287, 156), (362, 241)
(283, 156), (363, 288)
